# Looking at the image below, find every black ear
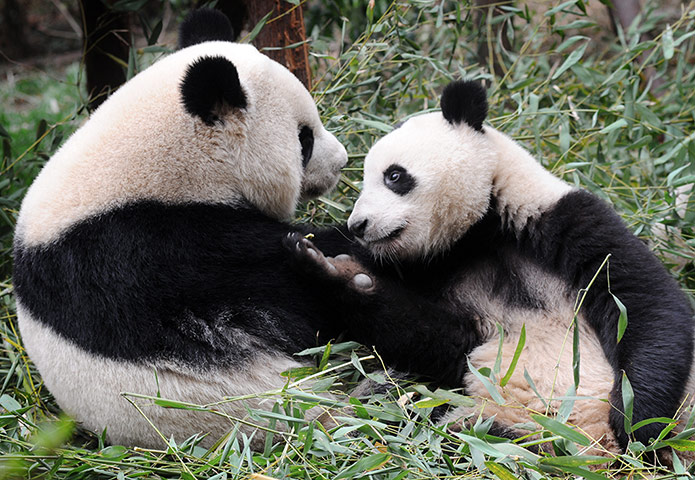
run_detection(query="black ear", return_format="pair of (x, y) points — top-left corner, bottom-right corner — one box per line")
(178, 8), (237, 49)
(440, 80), (488, 132)
(180, 56), (247, 125)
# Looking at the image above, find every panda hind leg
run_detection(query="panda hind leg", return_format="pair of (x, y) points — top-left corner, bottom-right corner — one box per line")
(283, 232), (375, 292)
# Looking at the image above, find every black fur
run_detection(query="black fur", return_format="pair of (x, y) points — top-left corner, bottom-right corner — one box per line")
(299, 126), (314, 167)
(180, 56), (247, 125)
(383, 164), (417, 196)
(13, 201), (475, 384)
(349, 219), (368, 238)
(178, 8), (237, 49)
(440, 80), (488, 131)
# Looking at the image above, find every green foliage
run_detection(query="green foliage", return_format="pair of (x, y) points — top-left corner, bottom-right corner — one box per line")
(0, 63), (85, 279)
(301, 0), (695, 293)
(1, 0), (695, 478)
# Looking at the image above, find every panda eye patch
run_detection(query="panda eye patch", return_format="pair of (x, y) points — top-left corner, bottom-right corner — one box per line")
(299, 126), (314, 168)
(383, 164), (416, 196)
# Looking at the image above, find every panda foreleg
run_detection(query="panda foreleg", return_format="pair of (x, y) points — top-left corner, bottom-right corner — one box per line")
(282, 233), (480, 386)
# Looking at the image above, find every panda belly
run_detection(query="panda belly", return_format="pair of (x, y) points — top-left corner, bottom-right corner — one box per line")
(464, 313), (618, 451)
(445, 255), (619, 452)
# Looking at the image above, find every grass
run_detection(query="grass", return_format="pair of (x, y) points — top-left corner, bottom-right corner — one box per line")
(1, 0), (695, 478)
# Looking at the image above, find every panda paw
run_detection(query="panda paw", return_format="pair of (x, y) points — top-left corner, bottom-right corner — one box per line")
(283, 232), (375, 292)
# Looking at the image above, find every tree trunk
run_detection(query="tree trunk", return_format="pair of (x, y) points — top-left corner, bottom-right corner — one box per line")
(245, 0), (311, 89)
(0, 0), (32, 60)
(80, 0), (130, 110)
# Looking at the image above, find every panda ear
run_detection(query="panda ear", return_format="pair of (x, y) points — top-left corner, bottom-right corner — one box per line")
(440, 80), (488, 132)
(178, 8), (238, 49)
(180, 56), (248, 126)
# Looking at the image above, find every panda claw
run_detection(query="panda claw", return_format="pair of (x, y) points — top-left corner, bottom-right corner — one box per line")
(334, 254), (351, 262)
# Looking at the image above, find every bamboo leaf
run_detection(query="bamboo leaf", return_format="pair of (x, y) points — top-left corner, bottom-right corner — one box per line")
(573, 318), (581, 388)
(549, 465), (610, 480)
(485, 461), (517, 480)
(557, 384), (577, 423)
(246, 11), (273, 43)
(539, 455), (609, 467)
(666, 164), (691, 186)
(35, 119), (47, 142)
(544, 1), (580, 16)
(0, 394), (22, 412)
(351, 117), (394, 133)
(664, 439), (695, 451)
(613, 294), (628, 343)
(622, 373), (634, 434)
(663, 24), (674, 60)
(524, 368), (549, 409)
(599, 119), (627, 134)
(414, 397), (451, 408)
(153, 398), (205, 411)
(530, 414), (591, 446)
(494, 323), (504, 376)
(467, 358), (506, 404)
(500, 324), (525, 387)
(557, 35), (589, 53)
(335, 453), (391, 479)
(319, 341), (331, 370)
(148, 19), (163, 45)
(552, 42), (587, 79)
(254, 410), (308, 424)
(675, 30), (695, 47)
(631, 417), (676, 432)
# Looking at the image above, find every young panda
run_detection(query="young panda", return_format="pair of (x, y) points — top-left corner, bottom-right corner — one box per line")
(11, 9), (462, 449)
(289, 81), (695, 452)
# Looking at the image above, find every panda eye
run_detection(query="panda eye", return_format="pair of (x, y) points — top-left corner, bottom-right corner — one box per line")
(299, 126), (314, 168)
(388, 171), (401, 183)
(383, 164), (416, 196)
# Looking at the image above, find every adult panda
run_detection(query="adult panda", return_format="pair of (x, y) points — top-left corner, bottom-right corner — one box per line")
(12, 9), (462, 448)
(289, 80), (695, 452)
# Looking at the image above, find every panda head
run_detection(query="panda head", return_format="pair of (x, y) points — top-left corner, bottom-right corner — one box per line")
(347, 81), (496, 260)
(174, 9), (348, 212)
(16, 9), (347, 246)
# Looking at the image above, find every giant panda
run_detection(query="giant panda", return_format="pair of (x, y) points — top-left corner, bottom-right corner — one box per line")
(288, 80), (695, 452)
(12, 9), (457, 449)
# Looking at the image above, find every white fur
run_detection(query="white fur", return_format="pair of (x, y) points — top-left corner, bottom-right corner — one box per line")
(16, 42), (346, 247)
(485, 128), (572, 231)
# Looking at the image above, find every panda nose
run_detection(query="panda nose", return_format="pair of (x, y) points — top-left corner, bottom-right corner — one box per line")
(349, 219), (368, 238)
